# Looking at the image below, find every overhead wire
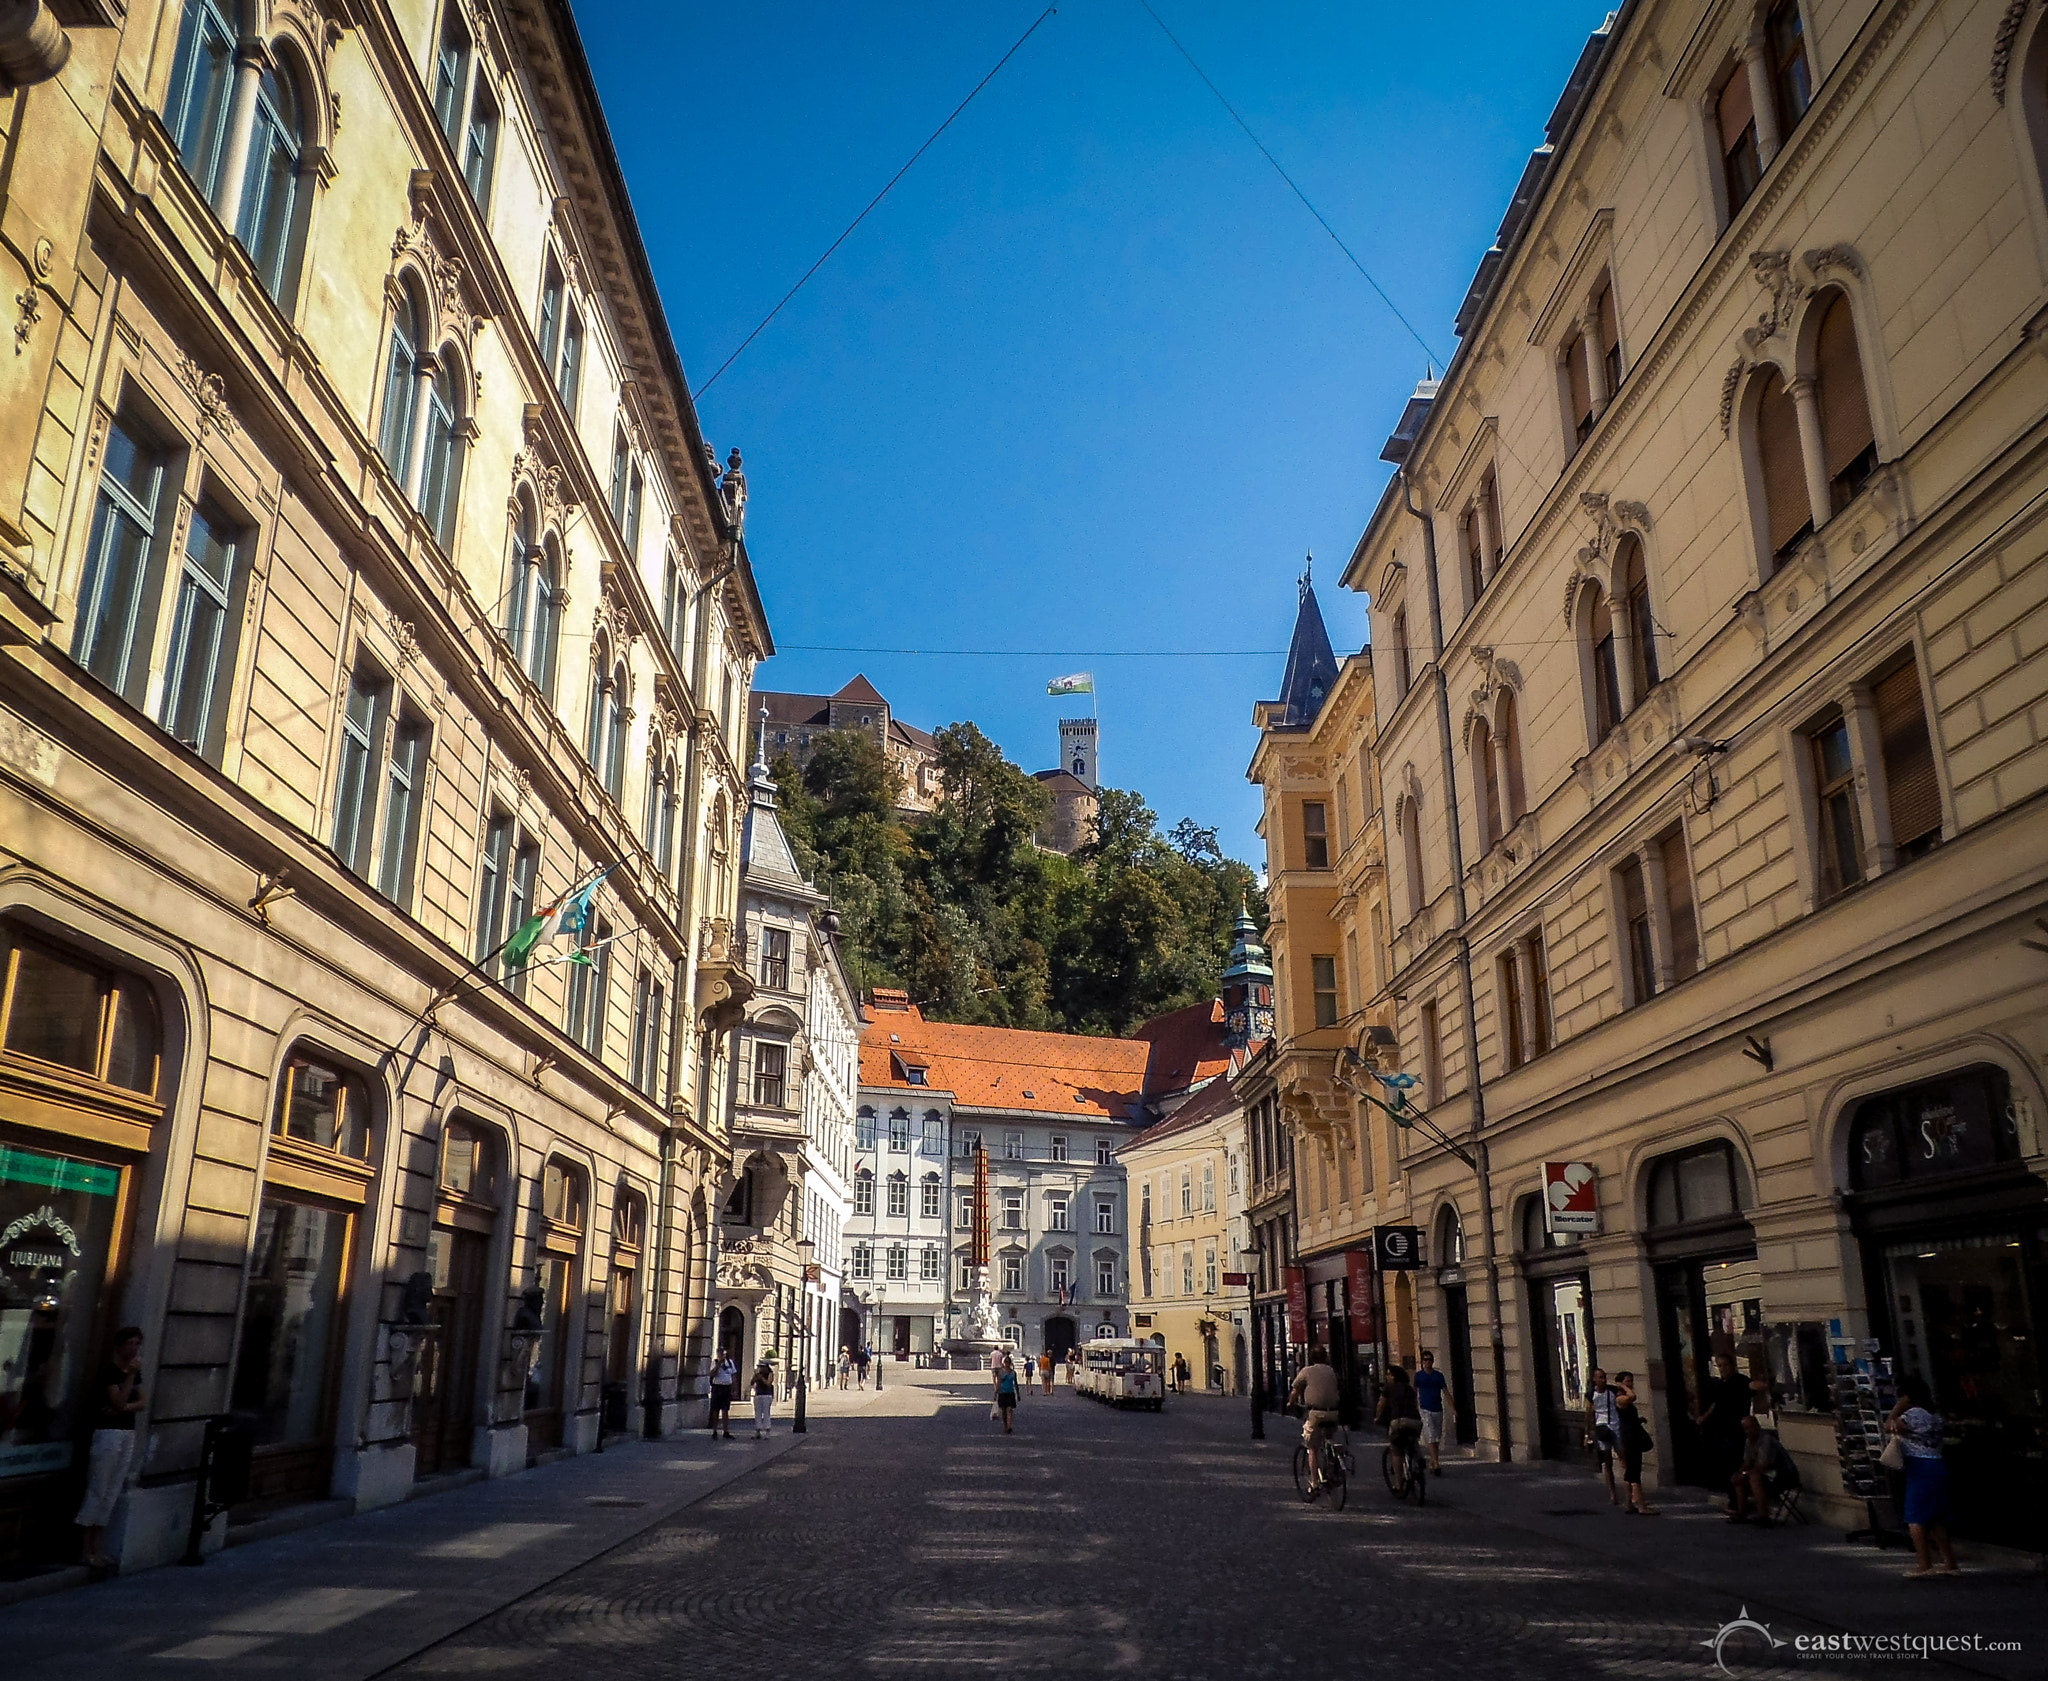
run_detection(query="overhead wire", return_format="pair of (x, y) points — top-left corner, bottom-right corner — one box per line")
(691, 6), (1059, 399)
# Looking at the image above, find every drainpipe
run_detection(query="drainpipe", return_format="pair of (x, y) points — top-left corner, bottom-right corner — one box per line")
(1399, 466), (1514, 1465)
(0, 2), (70, 88)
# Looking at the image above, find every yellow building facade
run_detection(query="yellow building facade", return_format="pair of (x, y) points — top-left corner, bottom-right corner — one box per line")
(1343, 0), (2048, 1541)
(0, 0), (765, 1577)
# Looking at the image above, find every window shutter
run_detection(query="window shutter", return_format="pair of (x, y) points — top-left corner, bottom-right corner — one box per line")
(1755, 371), (1808, 556)
(1658, 825), (1701, 981)
(1814, 294), (1875, 486)
(1597, 282), (1620, 362)
(1873, 660), (1942, 854)
(1716, 68), (1754, 155)
(1565, 333), (1592, 429)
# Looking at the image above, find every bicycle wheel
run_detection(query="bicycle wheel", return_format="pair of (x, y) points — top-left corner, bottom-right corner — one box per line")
(1382, 1444), (1404, 1497)
(1326, 1449), (1348, 1511)
(1293, 1444), (1317, 1502)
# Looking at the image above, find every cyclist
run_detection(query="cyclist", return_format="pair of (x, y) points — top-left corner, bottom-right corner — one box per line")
(1378, 1362), (1424, 1490)
(1287, 1345), (1343, 1488)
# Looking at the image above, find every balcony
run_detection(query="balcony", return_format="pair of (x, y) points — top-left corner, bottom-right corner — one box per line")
(696, 917), (753, 1034)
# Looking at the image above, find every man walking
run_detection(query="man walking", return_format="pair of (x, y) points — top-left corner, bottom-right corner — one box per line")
(1413, 1349), (1449, 1475)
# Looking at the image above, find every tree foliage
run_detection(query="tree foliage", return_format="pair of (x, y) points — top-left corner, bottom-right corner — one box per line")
(773, 725), (1265, 1037)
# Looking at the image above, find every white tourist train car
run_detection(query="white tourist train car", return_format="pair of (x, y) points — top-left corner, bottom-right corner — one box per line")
(1075, 1338), (1167, 1410)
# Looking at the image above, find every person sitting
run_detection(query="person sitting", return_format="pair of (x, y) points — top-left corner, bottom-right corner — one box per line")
(1726, 1413), (1789, 1525)
(1287, 1346), (1344, 1487)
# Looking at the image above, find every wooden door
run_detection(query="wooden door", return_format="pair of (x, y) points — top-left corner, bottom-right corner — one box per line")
(414, 1228), (487, 1477)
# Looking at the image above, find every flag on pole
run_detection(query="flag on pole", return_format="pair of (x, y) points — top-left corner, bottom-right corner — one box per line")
(1046, 672), (1093, 696)
(503, 866), (613, 968)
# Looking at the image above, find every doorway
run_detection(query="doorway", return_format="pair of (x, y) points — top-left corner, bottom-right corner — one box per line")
(891, 1315), (911, 1359)
(1441, 1283), (1478, 1444)
(1655, 1255), (1763, 1487)
(1529, 1272), (1595, 1461)
(839, 1306), (861, 1361)
(718, 1304), (747, 1366)
(413, 1225), (488, 1478)
(1042, 1315), (1076, 1363)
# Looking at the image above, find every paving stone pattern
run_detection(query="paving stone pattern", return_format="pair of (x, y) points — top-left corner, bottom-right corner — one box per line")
(3, 1371), (2039, 1680)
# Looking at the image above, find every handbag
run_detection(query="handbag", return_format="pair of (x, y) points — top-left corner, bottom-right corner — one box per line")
(1879, 1434), (1907, 1471)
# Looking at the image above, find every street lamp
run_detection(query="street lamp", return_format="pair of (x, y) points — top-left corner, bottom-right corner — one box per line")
(1240, 1241), (1263, 1441)
(793, 1237), (816, 1434)
(873, 1286), (884, 1393)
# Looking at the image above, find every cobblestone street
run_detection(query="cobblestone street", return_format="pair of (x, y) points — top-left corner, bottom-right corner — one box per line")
(3, 1369), (2042, 1680)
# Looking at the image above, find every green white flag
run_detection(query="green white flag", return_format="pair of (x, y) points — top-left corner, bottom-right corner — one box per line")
(1046, 672), (1093, 696)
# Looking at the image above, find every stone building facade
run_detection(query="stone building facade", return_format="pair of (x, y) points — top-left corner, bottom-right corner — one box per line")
(1342, 0), (2048, 1541)
(755, 674), (941, 816)
(0, 0), (766, 1578)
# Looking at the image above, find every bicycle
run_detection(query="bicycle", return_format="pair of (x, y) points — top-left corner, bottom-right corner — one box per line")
(1382, 1431), (1428, 1505)
(1292, 1426), (1351, 1510)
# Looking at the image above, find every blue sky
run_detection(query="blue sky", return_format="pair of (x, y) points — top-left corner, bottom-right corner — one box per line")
(577, 1), (1603, 861)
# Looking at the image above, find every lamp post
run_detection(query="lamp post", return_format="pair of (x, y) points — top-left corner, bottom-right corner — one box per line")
(1241, 1240), (1264, 1440)
(873, 1285), (885, 1393)
(793, 1237), (815, 1434)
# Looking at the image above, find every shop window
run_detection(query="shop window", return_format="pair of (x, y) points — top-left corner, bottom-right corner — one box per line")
(1646, 1140), (1753, 1227)
(272, 1054), (370, 1158)
(0, 926), (161, 1096)
(1847, 1065), (2017, 1190)
(542, 1159), (586, 1230)
(234, 1195), (350, 1462)
(73, 414), (169, 706)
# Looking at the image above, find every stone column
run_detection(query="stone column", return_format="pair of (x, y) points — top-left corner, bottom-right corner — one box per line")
(1839, 683), (1893, 876)
(1581, 304), (1609, 419)
(1512, 938), (1542, 1058)
(1474, 482), (1501, 586)
(1610, 597), (1640, 716)
(401, 352), (440, 504)
(1742, 33), (1782, 165)
(211, 42), (271, 232)
(1637, 838), (1676, 995)
(1787, 375), (1834, 535)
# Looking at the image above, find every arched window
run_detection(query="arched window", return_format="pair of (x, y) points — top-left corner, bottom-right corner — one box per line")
(645, 747), (677, 872)
(887, 1171), (908, 1218)
(855, 1106), (876, 1150)
(1433, 1204), (1464, 1267)
(237, 60), (304, 301)
(1495, 689), (1525, 825)
(418, 352), (462, 549)
(920, 1171), (942, 1219)
(165, 0), (237, 198)
(585, 639), (619, 787)
(1812, 292), (1877, 513)
(1401, 796), (1425, 919)
(853, 1167), (874, 1217)
(378, 287), (424, 479)
(1585, 587), (1623, 742)
(1753, 367), (1810, 563)
(1517, 1193), (1579, 1252)
(504, 493), (539, 663)
(1645, 1139), (1753, 1228)
(272, 1051), (372, 1159)
(1618, 537), (1658, 702)
(1473, 717), (1501, 847)
(603, 660), (627, 799)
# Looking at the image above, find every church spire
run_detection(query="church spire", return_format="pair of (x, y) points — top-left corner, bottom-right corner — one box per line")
(1276, 556), (1339, 727)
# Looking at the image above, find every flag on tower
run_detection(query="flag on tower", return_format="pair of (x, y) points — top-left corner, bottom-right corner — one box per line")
(1047, 672), (1094, 696)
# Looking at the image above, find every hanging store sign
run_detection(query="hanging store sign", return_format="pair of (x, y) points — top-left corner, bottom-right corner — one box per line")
(1373, 1225), (1422, 1271)
(1543, 1161), (1601, 1234)
(1285, 1267), (1309, 1346)
(1346, 1249), (1376, 1343)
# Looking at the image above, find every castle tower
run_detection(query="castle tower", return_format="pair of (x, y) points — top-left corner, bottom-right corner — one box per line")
(1221, 904), (1275, 1050)
(1058, 717), (1098, 790)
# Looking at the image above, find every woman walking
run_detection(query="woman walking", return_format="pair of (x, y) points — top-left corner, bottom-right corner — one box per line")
(708, 1349), (737, 1438)
(750, 1359), (776, 1439)
(994, 1354), (1020, 1434)
(1888, 1377), (1960, 1578)
(75, 1327), (145, 1570)
(1614, 1370), (1658, 1515)
(837, 1346), (852, 1391)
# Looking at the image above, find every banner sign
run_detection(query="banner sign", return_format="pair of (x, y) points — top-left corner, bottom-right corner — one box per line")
(1285, 1267), (1309, 1346)
(1543, 1161), (1600, 1234)
(1221, 1270), (1250, 1287)
(1345, 1249), (1376, 1343)
(1374, 1225), (1422, 1271)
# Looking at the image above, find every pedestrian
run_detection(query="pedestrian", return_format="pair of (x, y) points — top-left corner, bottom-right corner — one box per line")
(1887, 1376), (1960, 1578)
(1694, 1353), (1750, 1502)
(75, 1326), (145, 1570)
(1725, 1413), (1791, 1526)
(856, 1344), (870, 1389)
(837, 1346), (851, 1391)
(750, 1359), (775, 1439)
(1583, 1366), (1622, 1506)
(994, 1354), (1020, 1434)
(1039, 1350), (1054, 1395)
(1171, 1352), (1187, 1394)
(708, 1348), (737, 1438)
(1413, 1349), (1449, 1475)
(1613, 1370), (1658, 1514)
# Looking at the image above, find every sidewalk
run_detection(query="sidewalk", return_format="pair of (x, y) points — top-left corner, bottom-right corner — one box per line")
(1413, 1449), (2045, 1680)
(0, 1425), (806, 1680)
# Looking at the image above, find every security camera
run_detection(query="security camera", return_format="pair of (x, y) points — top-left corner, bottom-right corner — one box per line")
(1677, 735), (1729, 755)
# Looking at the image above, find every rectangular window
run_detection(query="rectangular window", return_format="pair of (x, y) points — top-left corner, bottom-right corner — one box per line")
(1097, 1258), (1117, 1297)
(476, 813), (512, 963)
(1463, 507), (1486, 604)
(1205, 1246), (1218, 1295)
(958, 1252), (974, 1291)
(957, 1191), (973, 1230)
(166, 0), (236, 196)
(433, 12), (469, 141)
(1564, 329), (1594, 444)
(332, 665), (388, 876)
(463, 81), (498, 205)
(624, 464), (644, 555)
(1003, 1254), (1023, 1293)
(1370, 904), (1386, 993)
(850, 1243), (871, 1281)
(1873, 657), (1943, 863)
(1182, 1248), (1194, 1293)
(375, 707), (429, 905)
(1596, 278), (1622, 395)
(920, 1245), (940, 1281)
(1767, 0), (1812, 133)
(631, 968), (653, 1091)
(1311, 955), (1339, 1029)
(1812, 713), (1864, 899)
(1139, 1179), (1151, 1224)
(1201, 1163), (1214, 1213)
(887, 1111), (908, 1152)
(1002, 1191), (1024, 1231)
(921, 1176), (941, 1219)
(1344, 930), (1361, 1010)
(1095, 1198), (1115, 1234)
(1617, 854), (1657, 1005)
(1049, 1134), (1067, 1162)
(1050, 1253), (1070, 1293)
(1390, 608), (1411, 697)
(1498, 950), (1526, 1071)
(1180, 1169), (1191, 1215)
(760, 926), (790, 990)
(538, 260), (563, 372)
(557, 307), (583, 413)
(1335, 776), (1353, 851)
(160, 499), (241, 755)
(855, 1174), (874, 1216)
(1524, 930), (1552, 1057)
(74, 417), (166, 702)
(1717, 64), (1762, 216)
(1302, 802), (1330, 870)
(887, 1175), (907, 1218)
(1004, 1131), (1024, 1160)
(856, 1110), (876, 1150)
(921, 1114), (942, 1155)
(1048, 1195), (1069, 1232)
(646, 978), (665, 1093)
(1657, 823), (1702, 984)
(753, 1041), (786, 1108)
(1420, 999), (1442, 1106)
(609, 432), (631, 527)
(1095, 1137), (1112, 1166)
(957, 1129), (981, 1159)
(567, 913), (610, 1055)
